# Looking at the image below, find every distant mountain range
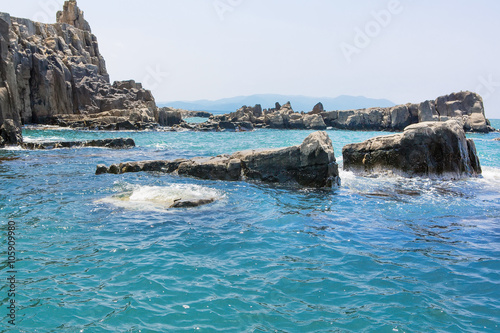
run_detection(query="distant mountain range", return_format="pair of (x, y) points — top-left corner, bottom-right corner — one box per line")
(158, 94), (395, 114)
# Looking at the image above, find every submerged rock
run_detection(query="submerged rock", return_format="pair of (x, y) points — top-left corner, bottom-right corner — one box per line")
(96, 131), (340, 188)
(23, 138), (135, 150)
(170, 198), (216, 208)
(342, 120), (482, 179)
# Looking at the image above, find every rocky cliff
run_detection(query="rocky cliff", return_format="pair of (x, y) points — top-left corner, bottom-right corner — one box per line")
(0, 1), (158, 145)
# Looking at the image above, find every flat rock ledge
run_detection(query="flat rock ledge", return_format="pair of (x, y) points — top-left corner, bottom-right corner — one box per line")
(23, 138), (135, 150)
(342, 120), (482, 179)
(96, 131), (340, 188)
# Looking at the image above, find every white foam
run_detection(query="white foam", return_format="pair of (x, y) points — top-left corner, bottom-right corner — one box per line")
(23, 136), (66, 143)
(0, 146), (25, 151)
(98, 184), (222, 212)
(481, 166), (500, 182)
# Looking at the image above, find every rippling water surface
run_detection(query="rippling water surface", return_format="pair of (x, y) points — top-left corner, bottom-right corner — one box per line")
(1, 121), (500, 332)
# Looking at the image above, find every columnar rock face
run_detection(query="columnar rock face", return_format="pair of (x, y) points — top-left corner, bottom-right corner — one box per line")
(158, 107), (184, 127)
(56, 0), (91, 32)
(342, 120), (482, 179)
(96, 131), (341, 188)
(0, 1), (159, 145)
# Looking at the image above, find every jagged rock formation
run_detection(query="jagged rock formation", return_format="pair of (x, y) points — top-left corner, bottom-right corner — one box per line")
(342, 120), (482, 179)
(310, 102), (324, 115)
(195, 92), (493, 133)
(178, 110), (212, 118)
(96, 131), (341, 188)
(206, 102), (327, 131)
(324, 91), (492, 132)
(0, 1), (159, 145)
(22, 137), (135, 149)
(56, 0), (91, 32)
(158, 107), (184, 127)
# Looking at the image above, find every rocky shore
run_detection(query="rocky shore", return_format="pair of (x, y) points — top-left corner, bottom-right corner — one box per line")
(0, 1), (494, 146)
(96, 131), (340, 188)
(0, 1), (491, 187)
(186, 91), (493, 133)
(343, 120), (482, 179)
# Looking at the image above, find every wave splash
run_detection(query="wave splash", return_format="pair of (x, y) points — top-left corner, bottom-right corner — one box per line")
(99, 183), (222, 211)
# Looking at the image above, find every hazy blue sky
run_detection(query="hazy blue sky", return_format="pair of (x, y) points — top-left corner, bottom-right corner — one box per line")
(3, 0), (500, 118)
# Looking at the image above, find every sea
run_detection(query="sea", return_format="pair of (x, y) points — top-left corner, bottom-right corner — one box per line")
(1, 119), (499, 332)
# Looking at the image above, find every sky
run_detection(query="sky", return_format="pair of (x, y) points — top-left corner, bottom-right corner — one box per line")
(2, 0), (500, 118)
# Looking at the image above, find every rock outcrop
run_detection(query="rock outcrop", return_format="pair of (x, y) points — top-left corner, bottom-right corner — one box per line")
(190, 92), (493, 133)
(207, 102), (327, 131)
(158, 107), (184, 127)
(22, 137), (135, 150)
(310, 102), (324, 115)
(342, 120), (482, 179)
(0, 1), (159, 145)
(96, 131), (341, 188)
(179, 110), (213, 118)
(324, 91), (492, 132)
(170, 198), (216, 208)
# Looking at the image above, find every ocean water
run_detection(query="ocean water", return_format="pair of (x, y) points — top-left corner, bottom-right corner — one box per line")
(1, 121), (499, 332)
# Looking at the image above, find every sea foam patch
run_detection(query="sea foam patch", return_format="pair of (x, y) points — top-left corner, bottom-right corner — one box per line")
(99, 184), (222, 211)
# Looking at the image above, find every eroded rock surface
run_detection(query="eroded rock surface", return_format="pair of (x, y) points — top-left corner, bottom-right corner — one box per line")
(0, 1), (159, 144)
(96, 131), (340, 188)
(188, 92), (493, 133)
(342, 120), (482, 179)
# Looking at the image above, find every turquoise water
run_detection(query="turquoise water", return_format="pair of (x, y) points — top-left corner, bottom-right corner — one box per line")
(1, 122), (499, 332)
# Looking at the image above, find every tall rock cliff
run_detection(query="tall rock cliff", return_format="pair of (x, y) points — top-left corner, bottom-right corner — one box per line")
(0, 0), (158, 146)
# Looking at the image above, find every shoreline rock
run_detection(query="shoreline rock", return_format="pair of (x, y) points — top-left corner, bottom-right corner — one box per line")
(191, 91), (494, 133)
(179, 110), (213, 118)
(22, 138), (135, 150)
(96, 131), (340, 188)
(342, 120), (482, 179)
